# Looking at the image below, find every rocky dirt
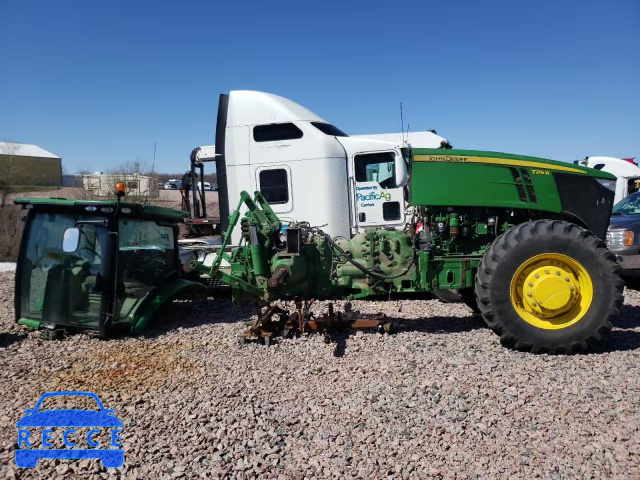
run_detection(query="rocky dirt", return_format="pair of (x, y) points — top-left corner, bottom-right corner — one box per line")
(1, 271), (639, 479)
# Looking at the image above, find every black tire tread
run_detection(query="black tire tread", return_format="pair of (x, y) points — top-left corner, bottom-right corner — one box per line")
(475, 220), (624, 354)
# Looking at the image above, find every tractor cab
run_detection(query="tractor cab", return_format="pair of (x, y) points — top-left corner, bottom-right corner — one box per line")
(14, 197), (205, 337)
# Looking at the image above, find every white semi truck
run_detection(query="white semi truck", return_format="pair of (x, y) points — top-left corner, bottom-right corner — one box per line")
(193, 90), (450, 246)
(576, 156), (640, 204)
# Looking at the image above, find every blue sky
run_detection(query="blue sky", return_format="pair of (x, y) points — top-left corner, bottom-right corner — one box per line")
(1, 0), (639, 173)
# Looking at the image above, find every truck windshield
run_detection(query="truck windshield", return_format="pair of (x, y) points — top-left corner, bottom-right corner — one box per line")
(612, 192), (640, 215)
(20, 212), (108, 328)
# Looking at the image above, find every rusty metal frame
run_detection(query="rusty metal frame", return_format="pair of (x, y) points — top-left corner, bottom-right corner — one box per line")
(239, 298), (394, 345)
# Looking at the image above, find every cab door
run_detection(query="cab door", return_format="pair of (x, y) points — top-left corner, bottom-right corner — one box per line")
(352, 151), (406, 230)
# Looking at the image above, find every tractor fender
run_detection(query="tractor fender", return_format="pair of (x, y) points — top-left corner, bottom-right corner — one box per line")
(131, 279), (208, 334)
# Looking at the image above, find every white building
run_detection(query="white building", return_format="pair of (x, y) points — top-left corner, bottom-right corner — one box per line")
(82, 172), (158, 198)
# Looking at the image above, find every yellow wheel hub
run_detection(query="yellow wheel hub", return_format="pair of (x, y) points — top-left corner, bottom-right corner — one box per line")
(510, 253), (593, 330)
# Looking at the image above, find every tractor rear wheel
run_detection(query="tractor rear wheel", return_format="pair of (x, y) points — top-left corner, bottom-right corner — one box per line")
(475, 220), (623, 353)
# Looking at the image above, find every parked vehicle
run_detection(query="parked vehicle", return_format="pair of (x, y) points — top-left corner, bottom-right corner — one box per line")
(607, 191), (640, 276)
(14, 91), (625, 354)
(164, 179), (182, 190)
(576, 156), (640, 204)
(197, 181), (213, 191)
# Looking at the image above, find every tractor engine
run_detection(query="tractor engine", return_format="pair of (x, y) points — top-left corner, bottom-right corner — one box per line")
(260, 224), (416, 300)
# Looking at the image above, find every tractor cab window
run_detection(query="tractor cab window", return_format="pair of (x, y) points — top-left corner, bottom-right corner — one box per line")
(117, 219), (177, 319)
(355, 152), (396, 189)
(19, 212), (108, 329)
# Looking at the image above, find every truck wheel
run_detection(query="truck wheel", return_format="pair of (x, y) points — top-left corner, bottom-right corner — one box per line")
(475, 220), (623, 353)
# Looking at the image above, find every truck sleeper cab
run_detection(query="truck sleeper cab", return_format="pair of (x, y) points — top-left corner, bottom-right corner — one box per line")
(214, 91), (413, 246)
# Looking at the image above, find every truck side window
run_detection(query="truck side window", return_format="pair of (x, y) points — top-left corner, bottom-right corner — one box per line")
(354, 152), (396, 189)
(253, 123), (303, 142)
(383, 202), (401, 221)
(259, 169), (289, 204)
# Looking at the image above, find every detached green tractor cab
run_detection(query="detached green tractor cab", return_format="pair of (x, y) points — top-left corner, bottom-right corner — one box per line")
(14, 196), (206, 338)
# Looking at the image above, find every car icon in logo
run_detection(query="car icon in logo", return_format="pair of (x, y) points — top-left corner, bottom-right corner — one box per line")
(15, 391), (123, 468)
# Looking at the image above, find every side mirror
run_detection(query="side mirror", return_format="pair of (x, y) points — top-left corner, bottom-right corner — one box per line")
(62, 227), (80, 253)
(395, 153), (408, 187)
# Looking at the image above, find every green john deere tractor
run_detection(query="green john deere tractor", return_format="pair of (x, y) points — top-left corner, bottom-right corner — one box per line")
(13, 196), (206, 338)
(192, 149), (624, 353)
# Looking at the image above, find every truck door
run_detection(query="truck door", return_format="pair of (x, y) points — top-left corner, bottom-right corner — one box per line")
(352, 151), (406, 229)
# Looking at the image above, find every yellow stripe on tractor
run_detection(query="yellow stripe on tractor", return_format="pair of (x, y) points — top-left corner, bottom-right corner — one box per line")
(413, 155), (587, 175)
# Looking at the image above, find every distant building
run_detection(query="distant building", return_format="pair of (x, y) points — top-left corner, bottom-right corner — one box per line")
(0, 142), (62, 186)
(81, 172), (158, 198)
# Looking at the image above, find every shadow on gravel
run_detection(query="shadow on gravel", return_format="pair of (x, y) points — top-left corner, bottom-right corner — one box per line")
(589, 304), (640, 354)
(113, 297), (256, 340)
(614, 304), (640, 330)
(331, 332), (348, 357)
(592, 331), (640, 354)
(329, 314), (483, 357)
(0, 332), (27, 348)
(391, 315), (485, 334)
(624, 278), (640, 291)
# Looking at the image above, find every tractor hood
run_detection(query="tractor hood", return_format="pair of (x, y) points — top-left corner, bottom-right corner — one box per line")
(410, 149), (617, 239)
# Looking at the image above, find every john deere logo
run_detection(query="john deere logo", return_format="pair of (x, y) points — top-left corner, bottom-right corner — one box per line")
(15, 391), (123, 468)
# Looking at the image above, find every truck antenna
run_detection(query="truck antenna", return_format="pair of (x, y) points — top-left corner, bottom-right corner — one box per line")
(151, 142), (157, 174)
(400, 102), (405, 144)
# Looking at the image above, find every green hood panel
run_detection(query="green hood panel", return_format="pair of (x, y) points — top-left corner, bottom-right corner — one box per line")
(130, 279), (209, 334)
(410, 149), (615, 212)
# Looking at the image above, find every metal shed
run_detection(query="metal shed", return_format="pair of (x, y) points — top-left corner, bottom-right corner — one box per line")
(0, 142), (62, 186)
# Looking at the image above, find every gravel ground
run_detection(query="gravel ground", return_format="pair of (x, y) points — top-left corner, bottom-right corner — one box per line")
(1, 271), (639, 479)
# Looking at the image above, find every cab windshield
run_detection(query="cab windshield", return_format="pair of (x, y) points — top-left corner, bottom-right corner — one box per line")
(20, 212), (108, 328)
(612, 191), (640, 215)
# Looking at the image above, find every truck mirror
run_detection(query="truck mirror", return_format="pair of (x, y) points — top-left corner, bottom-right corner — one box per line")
(62, 227), (80, 253)
(395, 153), (408, 187)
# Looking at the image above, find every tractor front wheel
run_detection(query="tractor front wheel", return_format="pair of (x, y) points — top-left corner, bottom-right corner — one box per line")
(475, 220), (623, 353)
